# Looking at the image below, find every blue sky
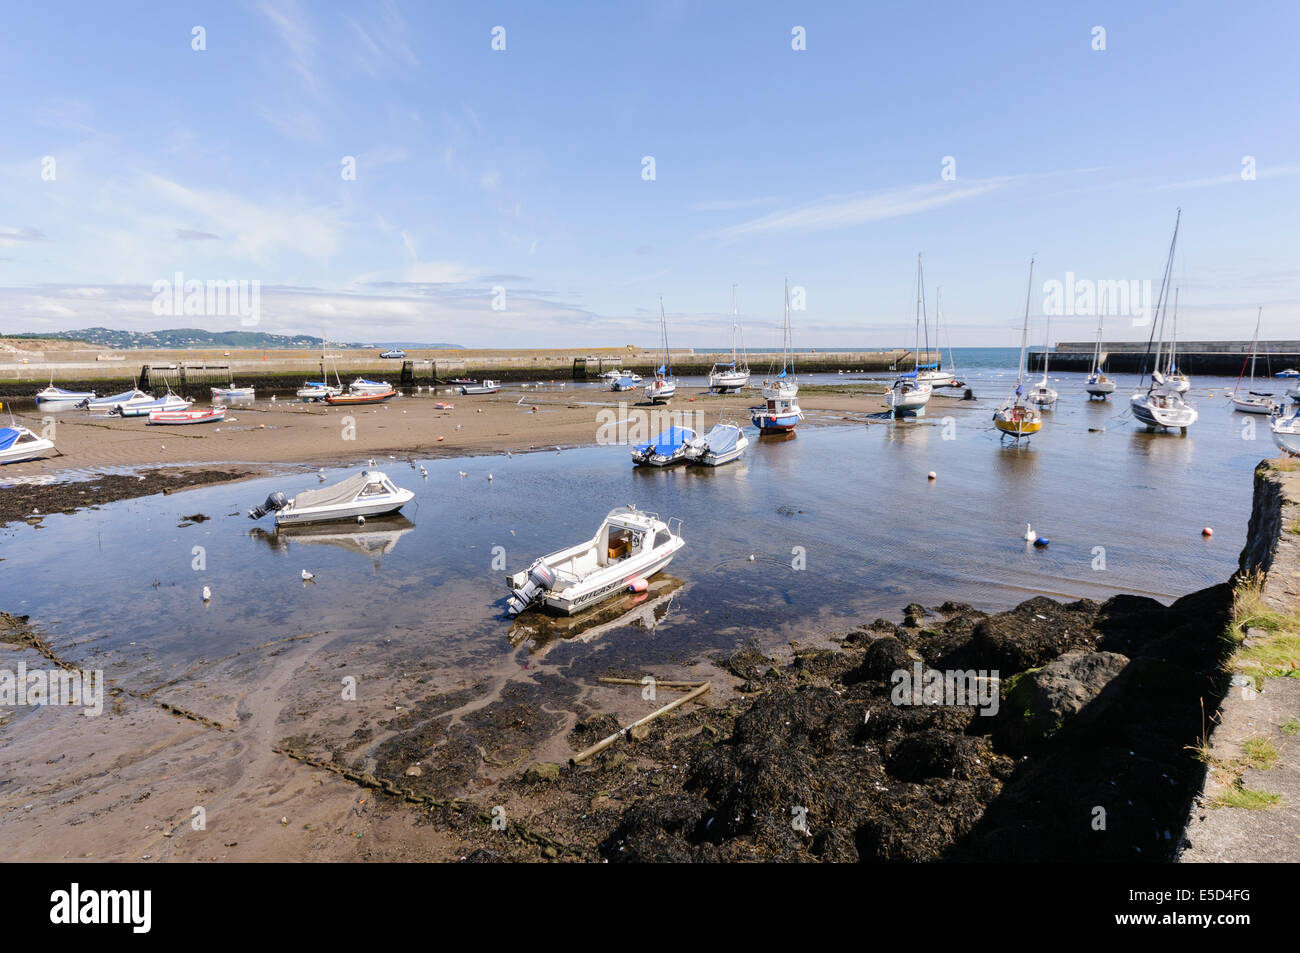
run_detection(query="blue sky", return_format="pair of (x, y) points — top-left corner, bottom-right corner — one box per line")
(2, 0), (1298, 348)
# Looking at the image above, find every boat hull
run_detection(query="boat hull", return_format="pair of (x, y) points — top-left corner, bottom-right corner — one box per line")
(993, 415), (1042, 437)
(709, 370), (750, 393)
(325, 389), (396, 405)
(645, 381), (676, 403)
(1272, 421), (1300, 456)
(1131, 394), (1197, 429)
(752, 411), (800, 433)
(544, 544), (683, 615)
(1231, 397), (1280, 415)
(147, 408), (227, 425)
(0, 427), (55, 464)
(275, 493), (414, 526)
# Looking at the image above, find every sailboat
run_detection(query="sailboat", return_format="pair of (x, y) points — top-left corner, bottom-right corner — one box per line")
(1231, 307), (1281, 415)
(761, 280), (798, 399)
(1026, 311), (1058, 406)
(1131, 210), (1198, 432)
(886, 254), (934, 416)
(1085, 287), (1116, 398)
(645, 298), (677, 403)
(916, 284), (954, 388)
(709, 285), (751, 393)
(1164, 288), (1190, 393)
(993, 259), (1044, 441)
(299, 337), (344, 401)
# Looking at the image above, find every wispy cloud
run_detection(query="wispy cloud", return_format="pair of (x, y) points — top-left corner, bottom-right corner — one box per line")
(690, 196), (785, 212)
(707, 179), (1009, 241)
(0, 226), (47, 246)
(259, 0), (322, 97)
(1157, 163), (1300, 191)
(347, 0), (419, 74)
(175, 228), (221, 241)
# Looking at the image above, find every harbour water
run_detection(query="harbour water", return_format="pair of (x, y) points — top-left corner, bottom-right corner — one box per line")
(0, 359), (1284, 686)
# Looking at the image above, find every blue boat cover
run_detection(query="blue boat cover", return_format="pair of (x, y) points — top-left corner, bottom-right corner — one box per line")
(634, 426), (694, 455)
(898, 371), (918, 379)
(0, 427), (20, 451)
(917, 362), (940, 369)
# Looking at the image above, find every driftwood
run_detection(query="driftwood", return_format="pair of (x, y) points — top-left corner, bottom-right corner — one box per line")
(570, 681), (711, 765)
(596, 677), (706, 690)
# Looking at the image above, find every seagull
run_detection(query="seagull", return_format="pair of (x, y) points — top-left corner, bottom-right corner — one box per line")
(1024, 523), (1036, 542)
(301, 570), (315, 582)
(748, 554), (756, 562)
(202, 586), (211, 602)
(458, 470), (468, 478)
(487, 473), (494, 481)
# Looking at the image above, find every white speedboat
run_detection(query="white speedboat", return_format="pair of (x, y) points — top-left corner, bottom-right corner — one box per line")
(0, 424), (54, 464)
(1231, 307), (1280, 415)
(350, 378), (392, 395)
(505, 505), (684, 616)
(610, 371), (642, 392)
(685, 423), (749, 466)
(709, 285), (751, 393)
(114, 392), (192, 417)
(79, 388), (151, 411)
(631, 425), (697, 467)
(1272, 407), (1300, 456)
(298, 381), (343, 401)
(460, 379), (500, 395)
(248, 469), (415, 526)
(35, 382), (95, 406)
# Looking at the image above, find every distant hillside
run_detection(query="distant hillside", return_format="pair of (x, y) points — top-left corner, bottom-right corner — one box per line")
(4, 328), (464, 350)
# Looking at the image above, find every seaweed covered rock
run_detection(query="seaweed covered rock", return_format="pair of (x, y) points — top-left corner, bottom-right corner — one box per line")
(600, 795), (714, 862)
(885, 729), (993, 782)
(845, 636), (912, 685)
(956, 596), (1099, 673)
(996, 650), (1131, 753)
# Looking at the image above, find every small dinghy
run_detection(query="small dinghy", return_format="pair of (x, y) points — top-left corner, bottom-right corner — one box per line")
(0, 424), (54, 464)
(79, 388), (151, 411)
(115, 392), (192, 417)
(148, 406), (226, 425)
(505, 505), (684, 616)
(685, 423), (749, 466)
(460, 380), (500, 395)
(248, 469), (415, 526)
(631, 425), (697, 467)
(325, 388), (396, 405)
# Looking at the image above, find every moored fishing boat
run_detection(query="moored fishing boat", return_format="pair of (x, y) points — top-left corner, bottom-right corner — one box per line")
(0, 424), (54, 464)
(752, 394), (802, 433)
(460, 380), (500, 395)
(709, 285), (751, 393)
(248, 469), (415, 526)
(993, 259), (1044, 441)
(631, 425), (696, 467)
(684, 423), (749, 466)
(504, 504), (684, 616)
(645, 298), (678, 403)
(147, 406), (227, 425)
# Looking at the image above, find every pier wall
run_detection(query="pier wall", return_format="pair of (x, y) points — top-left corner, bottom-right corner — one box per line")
(1031, 341), (1300, 376)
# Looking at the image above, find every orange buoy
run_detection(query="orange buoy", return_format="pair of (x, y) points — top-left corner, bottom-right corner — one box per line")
(437, 436), (444, 442)
(927, 471), (936, 481)
(1202, 527), (1213, 537)
(627, 578), (649, 593)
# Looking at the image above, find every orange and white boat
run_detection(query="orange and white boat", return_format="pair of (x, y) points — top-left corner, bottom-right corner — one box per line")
(325, 388), (397, 405)
(147, 406), (227, 426)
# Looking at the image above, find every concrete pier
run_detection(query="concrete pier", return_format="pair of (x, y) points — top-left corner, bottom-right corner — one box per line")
(1031, 340), (1300, 375)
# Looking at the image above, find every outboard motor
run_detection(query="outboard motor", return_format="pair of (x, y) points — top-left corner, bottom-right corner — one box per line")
(507, 563), (557, 615)
(248, 490), (290, 520)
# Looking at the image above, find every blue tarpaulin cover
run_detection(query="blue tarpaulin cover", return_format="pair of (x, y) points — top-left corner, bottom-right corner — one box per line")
(634, 426), (695, 455)
(0, 428), (21, 451)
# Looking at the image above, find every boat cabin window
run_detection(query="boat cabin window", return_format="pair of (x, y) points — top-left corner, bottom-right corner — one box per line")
(358, 481), (389, 497)
(606, 527), (640, 561)
(16, 432), (34, 444)
(653, 529), (671, 548)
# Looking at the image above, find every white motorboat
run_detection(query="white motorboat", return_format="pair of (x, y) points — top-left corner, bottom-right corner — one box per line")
(994, 259), (1044, 440)
(1131, 211), (1197, 432)
(1231, 307), (1280, 415)
(114, 391), (192, 417)
(709, 285), (751, 393)
(610, 371), (642, 392)
(0, 424), (54, 464)
(1271, 406), (1300, 456)
(79, 388), (151, 411)
(645, 298), (678, 404)
(888, 254), (935, 416)
(685, 423), (749, 466)
(631, 425), (697, 467)
(35, 378), (95, 406)
(761, 280), (799, 398)
(505, 505), (684, 616)
(460, 379), (500, 395)
(350, 378), (392, 395)
(248, 469), (415, 526)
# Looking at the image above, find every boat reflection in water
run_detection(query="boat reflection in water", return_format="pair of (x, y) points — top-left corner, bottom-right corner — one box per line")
(507, 574), (684, 659)
(248, 514), (416, 568)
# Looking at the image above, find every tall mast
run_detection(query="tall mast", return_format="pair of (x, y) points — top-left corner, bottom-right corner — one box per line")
(1250, 306), (1262, 388)
(1092, 288), (1105, 375)
(730, 284), (738, 365)
(914, 253), (923, 371)
(782, 278), (791, 376)
(658, 297), (671, 378)
(1168, 287), (1179, 373)
(1017, 258), (1034, 387)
